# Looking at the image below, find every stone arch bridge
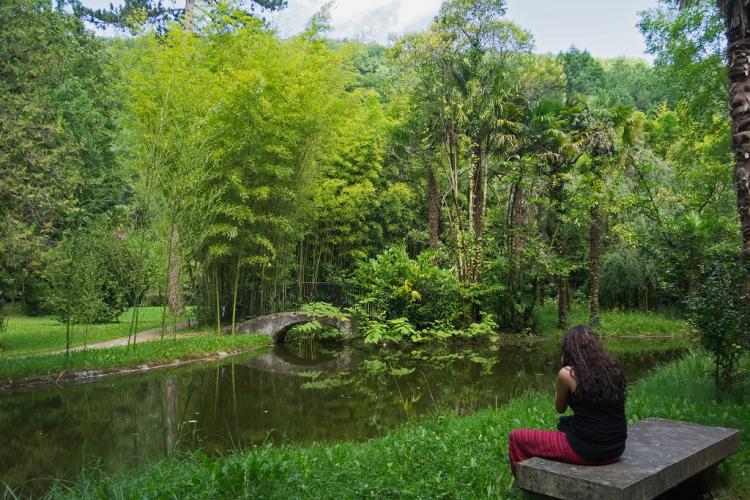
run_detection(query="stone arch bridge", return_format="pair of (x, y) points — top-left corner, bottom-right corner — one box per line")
(233, 312), (355, 342)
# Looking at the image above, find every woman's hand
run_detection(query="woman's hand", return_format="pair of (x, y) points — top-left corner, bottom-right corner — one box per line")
(555, 366), (575, 414)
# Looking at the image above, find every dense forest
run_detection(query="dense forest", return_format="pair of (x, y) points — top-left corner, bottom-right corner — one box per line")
(0, 0), (747, 369)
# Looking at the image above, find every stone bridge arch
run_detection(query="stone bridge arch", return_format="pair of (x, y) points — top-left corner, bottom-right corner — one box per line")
(234, 312), (355, 342)
(242, 346), (354, 374)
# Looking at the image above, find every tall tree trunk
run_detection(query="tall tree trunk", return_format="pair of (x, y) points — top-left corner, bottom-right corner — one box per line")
(231, 257), (240, 336)
(446, 132), (466, 282)
(182, 0), (196, 31)
(469, 144), (488, 284)
(471, 147), (488, 239)
(550, 163), (568, 330)
(510, 180), (526, 286)
(589, 204), (602, 328)
(727, 36), (750, 292)
(427, 164), (440, 249)
(214, 265), (221, 334)
(167, 224), (185, 316)
(65, 320), (71, 356)
(557, 275), (569, 330)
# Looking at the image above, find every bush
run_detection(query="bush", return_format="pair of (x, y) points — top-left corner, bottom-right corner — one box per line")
(350, 247), (464, 330)
(686, 259), (750, 394)
(43, 229), (137, 325)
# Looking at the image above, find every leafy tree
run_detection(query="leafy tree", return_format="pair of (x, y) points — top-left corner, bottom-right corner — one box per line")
(43, 235), (104, 354)
(0, 0), (122, 315)
(559, 46), (606, 97)
(688, 258), (750, 394)
(393, 0), (531, 317)
(69, 0), (287, 32)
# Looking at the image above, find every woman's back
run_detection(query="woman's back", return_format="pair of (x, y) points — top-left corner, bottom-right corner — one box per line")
(559, 390), (627, 462)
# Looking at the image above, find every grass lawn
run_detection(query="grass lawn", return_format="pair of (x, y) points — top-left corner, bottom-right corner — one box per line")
(534, 301), (690, 337)
(47, 351), (749, 499)
(0, 306), (190, 358)
(0, 333), (270, 383)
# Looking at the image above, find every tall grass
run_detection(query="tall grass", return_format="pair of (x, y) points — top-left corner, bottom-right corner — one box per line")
(534, 301), (689, 337)
(45, 351), (749, 499)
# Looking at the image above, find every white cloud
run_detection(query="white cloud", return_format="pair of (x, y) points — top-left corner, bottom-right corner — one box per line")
(269, 0), (442, 44)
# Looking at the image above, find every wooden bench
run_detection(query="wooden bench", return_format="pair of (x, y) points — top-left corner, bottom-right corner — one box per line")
(516, 418), (741, 500)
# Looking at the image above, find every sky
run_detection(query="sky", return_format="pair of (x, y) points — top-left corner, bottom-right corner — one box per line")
(269, 0), (661, 59)
(82, 0), (662, 60)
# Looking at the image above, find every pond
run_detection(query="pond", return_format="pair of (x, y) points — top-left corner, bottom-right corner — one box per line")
(0, 337), (687, 494)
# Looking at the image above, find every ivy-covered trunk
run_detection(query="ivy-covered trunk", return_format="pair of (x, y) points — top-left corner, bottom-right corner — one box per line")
(427, 164), (440, 249)
(469, 143), (489, 285)
(589, 204), (602, 327)
(510, 179), (526, 286)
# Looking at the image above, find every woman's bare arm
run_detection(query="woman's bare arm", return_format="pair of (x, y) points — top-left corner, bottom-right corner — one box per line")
(555, 366), (575, 414)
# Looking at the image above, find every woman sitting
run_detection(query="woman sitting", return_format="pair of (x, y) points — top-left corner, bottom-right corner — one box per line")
(508, 325), (627, 476)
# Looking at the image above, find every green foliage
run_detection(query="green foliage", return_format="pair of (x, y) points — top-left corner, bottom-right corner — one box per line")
(285, 302), (348, 343)
(687, 259), (750, 393)
(351, 247), (464, 331)
(43, 229), (137, 327)
(0, 0), (123, 315)
(0, 301), (6, 356)
(464, 314), (499, 341)
(599, 247), (659, 310)
(352, 247), (503, 344)
(43, 236), (102, 329)
(299, 302), (345, 319)
(639, 0), (726, 123)
(559, 46), (606, 97)
(71, 0), (288, 33)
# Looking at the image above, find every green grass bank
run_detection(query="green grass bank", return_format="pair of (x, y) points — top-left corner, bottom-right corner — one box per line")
(534, 302), (690, 337)
(0, 306), (189, 357)
(0, 334), (269, 386)
(46, 351), (749, 499)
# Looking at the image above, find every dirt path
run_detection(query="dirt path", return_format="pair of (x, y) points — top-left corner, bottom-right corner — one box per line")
(48, 321), (194, 355)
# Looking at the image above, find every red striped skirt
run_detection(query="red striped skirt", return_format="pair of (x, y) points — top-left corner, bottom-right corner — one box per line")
(507, 429), (616, 476)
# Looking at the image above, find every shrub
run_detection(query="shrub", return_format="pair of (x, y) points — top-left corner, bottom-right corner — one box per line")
(43, 229), (137, 325)
(686, 259), (750, 394)
(351, 247), (463, 330)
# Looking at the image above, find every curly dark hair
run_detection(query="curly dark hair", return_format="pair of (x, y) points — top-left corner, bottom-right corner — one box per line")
(561, 325), (626, 403)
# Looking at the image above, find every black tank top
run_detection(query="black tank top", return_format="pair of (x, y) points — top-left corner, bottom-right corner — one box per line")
(557, 390), (627, 462)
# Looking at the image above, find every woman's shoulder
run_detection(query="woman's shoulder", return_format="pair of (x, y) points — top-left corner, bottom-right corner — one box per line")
(558, 365), (577, 392)
(558, 366), (575, 380)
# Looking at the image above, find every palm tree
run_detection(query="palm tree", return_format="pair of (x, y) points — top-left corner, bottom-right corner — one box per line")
(718, 1), (750, 289)
(680, 1), (750, 288)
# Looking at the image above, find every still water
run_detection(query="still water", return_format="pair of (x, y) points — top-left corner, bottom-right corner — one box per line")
(0, 338), (686, 493)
